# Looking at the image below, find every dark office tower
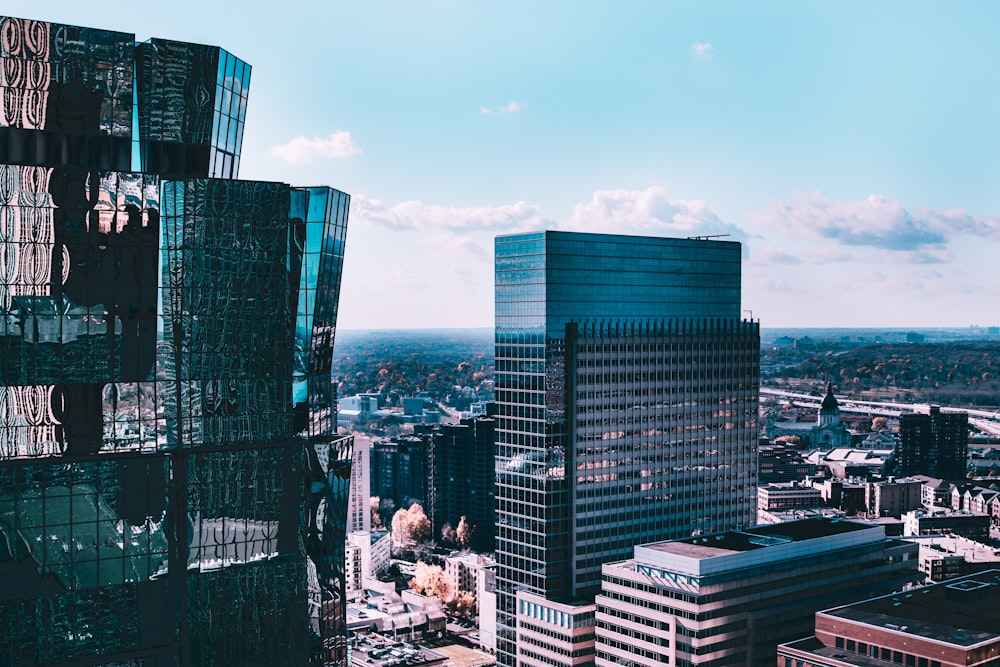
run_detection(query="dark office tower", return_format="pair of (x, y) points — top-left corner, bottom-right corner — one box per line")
(494, 231), (758, 666)
(0, 16), (352, 666)
(897, 406), (969, 479)
(433, 413), (497, 552)
(371, 435), (430, 510)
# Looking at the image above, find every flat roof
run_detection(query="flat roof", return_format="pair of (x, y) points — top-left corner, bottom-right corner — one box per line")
(653, 517), (873, 556)
(823, 571), (1000, 647)
(631, 518), (884, 578)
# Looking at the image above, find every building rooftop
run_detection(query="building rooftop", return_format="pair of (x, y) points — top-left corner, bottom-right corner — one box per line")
(626, 517), (884, 578)
(651, 517), (872, 556)
(823, 571), (1000, 647)
(908, 535), (1000, 563)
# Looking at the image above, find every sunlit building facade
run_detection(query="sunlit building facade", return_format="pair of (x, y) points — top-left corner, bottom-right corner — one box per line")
(0, 16), (352, 665)
(494, 231), (759, 666)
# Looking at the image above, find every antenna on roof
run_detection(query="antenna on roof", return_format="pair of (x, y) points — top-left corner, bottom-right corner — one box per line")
(686, 234), (730, 240)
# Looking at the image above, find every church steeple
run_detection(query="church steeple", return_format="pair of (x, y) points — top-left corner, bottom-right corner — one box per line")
(818, 381), (840, 426)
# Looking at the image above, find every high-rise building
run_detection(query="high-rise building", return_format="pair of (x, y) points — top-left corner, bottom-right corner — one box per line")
(898, 407), (969, 479)
(432, 412), (497, 551)
(494, 231), (759, 665)
(371, 434), (429, 510)
(0, 16), (352, 665)
(348, 435), (373, 534)
(595, 517), (921, 667)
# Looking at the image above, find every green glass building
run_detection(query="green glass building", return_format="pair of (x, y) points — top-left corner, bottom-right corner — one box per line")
(0, 16), (352, 665)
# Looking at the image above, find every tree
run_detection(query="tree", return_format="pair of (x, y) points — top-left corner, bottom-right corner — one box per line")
(370, 496), (384, 529)
(456, 515), (476, 550)
(391, 503), (432, 548)
(441, 522), (456, 546)
(445, 591), (476, 618)
(871, 416), (888, 432)
(409, 561), (450, 600)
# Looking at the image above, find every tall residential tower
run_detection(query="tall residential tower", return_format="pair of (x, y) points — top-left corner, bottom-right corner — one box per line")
(494, 231), (759, 666)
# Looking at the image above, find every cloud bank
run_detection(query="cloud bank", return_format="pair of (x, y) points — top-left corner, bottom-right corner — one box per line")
(761, 192), (1000, 252)
(350, 195), (549, 233)
(562, 186), (750, 249)
(269, 131), (361, 163)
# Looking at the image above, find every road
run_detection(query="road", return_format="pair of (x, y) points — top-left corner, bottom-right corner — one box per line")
(760, 387), (1000, 436)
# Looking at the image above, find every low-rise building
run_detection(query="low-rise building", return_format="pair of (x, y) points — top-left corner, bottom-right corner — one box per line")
(806, 447), (896, 478)
(912, 475), (951, 509)
(345, 531), (392, 600)
(595, 517), (920, 667)
(442, 552), (494, 604)
(866, 477), (924, 518)
(756, 507), (846, 525)
(758, 442), (816, 483)
(758, 481), (824, 512)
(907, 534), (1000, 582)
(777, 571), (1000, 667)
(812, 478), (867, 514)
(903, 509), (991, 541)
(348, 579), (447, 639)
(350, 633), (449, 667)
(516, 592), (596, 667)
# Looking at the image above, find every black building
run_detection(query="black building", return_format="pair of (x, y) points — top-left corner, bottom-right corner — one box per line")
(0, 16), (352, 666)
(897, 406), (969, 479)
(432, 412), (496, 552)
(371, 435), (430, 511)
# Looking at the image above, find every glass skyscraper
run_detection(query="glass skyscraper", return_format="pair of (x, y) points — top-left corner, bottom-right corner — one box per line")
(494, 231), (759, 666)
(0, 16), (352, 665)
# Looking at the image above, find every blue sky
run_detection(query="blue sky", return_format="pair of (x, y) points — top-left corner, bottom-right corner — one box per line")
(12, 2), (1000, 329)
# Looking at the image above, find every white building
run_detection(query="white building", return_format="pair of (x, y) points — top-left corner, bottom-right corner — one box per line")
(345, 530), (391, 600)
(515, 591), (596, 667)
(595, 518), (920, 667)
(477, 560), (497, 654)
(442, 552), (492, 600)
(348, 435), (372, 534)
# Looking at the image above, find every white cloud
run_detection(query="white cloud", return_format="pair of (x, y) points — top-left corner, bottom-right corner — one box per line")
(691, 42), (714, 59)
(269, 131), (361, 164)
(757, 192), (1000, 259)
(480, 101), (525, 116)
(350, 194), (549, 233)
(750, 245), (854, 266)
(562, 186), (751, 253)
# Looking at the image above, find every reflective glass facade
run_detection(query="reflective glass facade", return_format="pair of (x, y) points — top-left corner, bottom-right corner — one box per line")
(494, 231), (758, 666)
(0, 16), (352, 666)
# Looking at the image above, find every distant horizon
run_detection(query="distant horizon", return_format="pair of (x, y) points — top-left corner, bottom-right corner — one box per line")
(337, 324), (999, 333)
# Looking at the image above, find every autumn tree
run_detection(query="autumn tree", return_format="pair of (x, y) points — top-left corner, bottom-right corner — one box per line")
(871, 416), (888, 432)
(391, 503), (432, 549)
(370, 496), (384, 530)
(409, 561), (450, 599)
(440, 522), (456, 546)
(446, 591), (476, 618)
(456, 515), (476, 550)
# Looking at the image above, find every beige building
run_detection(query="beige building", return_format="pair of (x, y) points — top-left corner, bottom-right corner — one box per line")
(906, 534), (1000, 582)
(515, 591), (596, 667)
(595, 518), (920, 667)
(866, 477), (924, 518)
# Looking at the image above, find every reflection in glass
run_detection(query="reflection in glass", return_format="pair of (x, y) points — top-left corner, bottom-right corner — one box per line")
(1, 15), (350, 665)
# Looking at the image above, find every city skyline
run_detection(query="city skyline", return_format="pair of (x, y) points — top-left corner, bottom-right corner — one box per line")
(8, 1), (1000, 330)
